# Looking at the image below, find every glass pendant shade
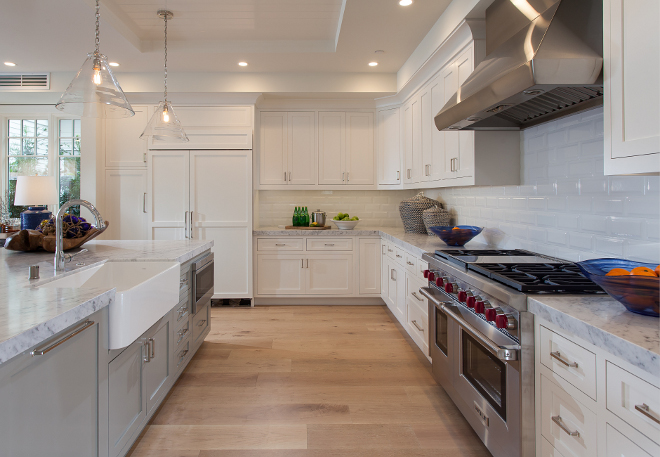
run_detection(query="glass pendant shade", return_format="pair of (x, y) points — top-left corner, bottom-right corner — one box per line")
(140, 101), (188, 142)
(56, 53), (134, 118)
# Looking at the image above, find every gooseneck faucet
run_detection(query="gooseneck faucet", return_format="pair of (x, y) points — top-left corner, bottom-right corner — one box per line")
(55, 199), (106, 272)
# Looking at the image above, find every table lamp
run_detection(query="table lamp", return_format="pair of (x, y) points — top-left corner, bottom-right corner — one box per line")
(13, 176), (59, 230)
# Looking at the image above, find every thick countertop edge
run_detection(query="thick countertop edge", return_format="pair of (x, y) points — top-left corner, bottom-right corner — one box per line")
(528, 299), (660, 378)
(0, 289), (114, 365)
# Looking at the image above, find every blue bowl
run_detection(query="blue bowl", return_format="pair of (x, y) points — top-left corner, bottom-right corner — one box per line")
(429, 225), (483, 246)
(576, 259), (659, 317)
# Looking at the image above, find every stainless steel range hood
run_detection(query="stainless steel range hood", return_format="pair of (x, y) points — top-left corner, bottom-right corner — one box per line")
(435, 0), (603, 131)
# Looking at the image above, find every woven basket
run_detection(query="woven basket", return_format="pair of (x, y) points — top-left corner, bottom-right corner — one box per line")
(399, 192), (441, 234)
(422, 206), (451, 236)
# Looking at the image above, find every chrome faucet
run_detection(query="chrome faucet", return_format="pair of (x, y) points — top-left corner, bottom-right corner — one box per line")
(55, 199), (106, 272)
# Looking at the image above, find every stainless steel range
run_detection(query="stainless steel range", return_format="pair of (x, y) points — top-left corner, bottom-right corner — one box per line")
(419, 249), (603, 457)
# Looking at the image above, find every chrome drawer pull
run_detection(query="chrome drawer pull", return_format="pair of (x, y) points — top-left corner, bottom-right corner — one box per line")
(325, 243), (335, 246)
(550, 351), (578, 368)
(143, 340), (151, 363)
(552, 416), (580, 437)
(396, 254), (402, 258)
(635, 404), (660, 425)
(178, 349), (189, 363)
(197, 319), (207, 327)
(180, 279), (189, 287)
(411, 320), (424, 332)
(177, 328), (189, 344)
(275, 244), (286, 246)
(31, 320), (95, 356)
(407, 261), (414, 266)
(149, 337), (155, 358)
(388, 248), (393, 252)
(411, 292), (424, 302)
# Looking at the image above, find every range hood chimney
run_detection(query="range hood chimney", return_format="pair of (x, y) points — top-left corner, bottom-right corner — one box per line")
(435, 0), (603, 131)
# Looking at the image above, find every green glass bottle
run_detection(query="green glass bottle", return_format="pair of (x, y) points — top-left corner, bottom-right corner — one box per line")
(296, 207), (301, 226)
(304, 207), (310, 227)
(292, 206), (298, 227)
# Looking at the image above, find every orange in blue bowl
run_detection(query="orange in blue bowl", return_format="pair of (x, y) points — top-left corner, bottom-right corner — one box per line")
(429, 225), (483, 246)
(577, 259), (659, 317)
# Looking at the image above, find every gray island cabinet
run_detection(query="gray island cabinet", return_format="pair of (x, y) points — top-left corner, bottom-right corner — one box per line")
(0, 245), (212, 457)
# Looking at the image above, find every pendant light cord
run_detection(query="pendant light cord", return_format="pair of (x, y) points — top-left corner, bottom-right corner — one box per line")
(163, 13), (168, 104)
(94, 0), (100, 56)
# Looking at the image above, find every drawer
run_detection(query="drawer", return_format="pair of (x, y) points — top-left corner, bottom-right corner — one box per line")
(192, 302), (210, 345)
(406, 274), (427, 306)
(606, 362), (660, 442)
(385, 242), (396, 260)
(174, 297), (190, 323)
(541, 375), (597, 457)
(540, 326), (597, 400)
(257, 238), (304, 251)
(406, 297), (429, 356)
(393, 246), (405, 265)
(542, 437), (569, 457)
(174, 317), (190, 351)
(306, 238), (353, 251)
(175, 339), (191, 369)
(606, 423), (657, 457)
(404, 253), (417, 274)
(417, 259), (428, 282)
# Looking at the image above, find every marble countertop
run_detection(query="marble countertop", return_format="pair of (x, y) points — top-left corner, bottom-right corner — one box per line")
(529, 296), (660, 377)
(0, 240), (213, 365)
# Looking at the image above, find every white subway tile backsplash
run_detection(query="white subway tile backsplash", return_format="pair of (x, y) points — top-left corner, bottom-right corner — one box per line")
(528, 198), (546, 210)
(594, 237), (625, 257)
(566, 196), (592, 212)
(625, 196), (660, 217)
(609, 176), (645, 194)
(609, 217), (643, 238)
(557, 213), (579, 229)
(593, 198), (625, 215)
(646, 219), (660, 240)
(547, 229), (568, 245)
(536, 213), (556, 227)
(579, 215), (608, 233)
(569, 232), (593, 251)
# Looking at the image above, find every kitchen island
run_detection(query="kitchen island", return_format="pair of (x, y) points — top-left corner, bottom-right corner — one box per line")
(0, 240), (213, 457)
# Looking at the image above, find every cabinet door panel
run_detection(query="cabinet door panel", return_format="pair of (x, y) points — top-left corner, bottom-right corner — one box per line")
(306, 255), (354, 295)
(442, 63), (460, 179)
(456, 48), (475, 178)
(105, 105), (148, 167)
(260, 112), (288, 185)
(359, 238), (381, 295)
(145, 320), (170, 414)
(108, 339), (145, 456)
(381, 246), (390, 303)
(346, 112), (374, 185)
(0, 320), (99, 457)
(148, 150), (189, 239)
(318, 112), (346, 185)
(257, 255), (305, 295)
(378, 108), (401, 185)
(198, 227), (251, 297)
(387, 264), (401, 318)
(420, 89), (433, 182)
(288, 112), (316, 185)
(430, 76), (447, 181)
(403, 103), (414, 183)
(104, 169), (148, 240)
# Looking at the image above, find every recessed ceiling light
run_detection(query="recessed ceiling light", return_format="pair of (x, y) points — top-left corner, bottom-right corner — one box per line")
(4, 62), (16, 67)
(369, 62), (378, 67)
(238, 62), (248, 67)
(108, 62), (120, 67)
(399, 0), (413, 5)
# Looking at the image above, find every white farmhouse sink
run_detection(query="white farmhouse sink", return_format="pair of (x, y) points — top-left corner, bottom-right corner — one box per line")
(41, 261), (180, 349)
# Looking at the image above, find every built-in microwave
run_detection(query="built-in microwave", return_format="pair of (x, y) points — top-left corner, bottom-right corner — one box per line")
(191, 252), (214, 314)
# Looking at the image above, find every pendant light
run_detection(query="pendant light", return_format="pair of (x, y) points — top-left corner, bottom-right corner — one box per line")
(140, 10), (188, 142)
(56, 0), (134, 118)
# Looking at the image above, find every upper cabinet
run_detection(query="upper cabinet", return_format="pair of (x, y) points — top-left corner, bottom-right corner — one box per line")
(258, 110), (375, 189)
(259, 111), (316, 186)
(105, 105), (149, 168)
(604, 0), (660, 175)
(381, 40), (520, 189)
(377, 107), (401, 185)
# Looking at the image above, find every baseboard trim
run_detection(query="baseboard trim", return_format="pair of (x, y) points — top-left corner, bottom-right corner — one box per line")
(253, 297), (386, 306)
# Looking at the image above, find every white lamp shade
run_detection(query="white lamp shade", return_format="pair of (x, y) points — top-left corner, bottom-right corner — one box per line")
(14, 176), (59, 206)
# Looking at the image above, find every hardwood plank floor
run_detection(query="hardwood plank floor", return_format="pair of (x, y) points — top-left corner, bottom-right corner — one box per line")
(126, 305), (490, 457)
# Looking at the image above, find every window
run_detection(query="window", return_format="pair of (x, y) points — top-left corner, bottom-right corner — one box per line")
(5, 116), (82, 218)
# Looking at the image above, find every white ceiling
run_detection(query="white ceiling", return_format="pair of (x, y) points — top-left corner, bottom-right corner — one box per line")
(0, 0), (453, 75)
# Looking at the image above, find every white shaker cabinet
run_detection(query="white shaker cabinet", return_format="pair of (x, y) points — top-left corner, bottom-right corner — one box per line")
(318, 111), (375, 185)
(148, 150), (253, 299)
(377, 107), (402, 185)
(259, 111), (316, 185)
(103, 169), (148, 241)
(604, 0), (660, 175)
(104, 105), (149, 168)
(359, 238), (381, 295)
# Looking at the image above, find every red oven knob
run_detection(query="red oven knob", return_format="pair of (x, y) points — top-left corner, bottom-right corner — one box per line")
(457, 291), (467, 302)
(495, 314), (509, 329)
(423, 270), (430, 279)
(485, 308), (497, 321)
(435, 277), (444, 287)
(428, 272), (436, 281)
(474, 301), (485, 314)
(444, 283), (454, 294)
(466, 296), (476, 308)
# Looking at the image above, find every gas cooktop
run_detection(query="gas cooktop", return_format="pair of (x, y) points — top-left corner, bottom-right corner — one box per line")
(434, 248), (565, 269)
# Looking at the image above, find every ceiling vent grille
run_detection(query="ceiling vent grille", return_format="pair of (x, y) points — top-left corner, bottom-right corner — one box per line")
(0, 73), (50, 91)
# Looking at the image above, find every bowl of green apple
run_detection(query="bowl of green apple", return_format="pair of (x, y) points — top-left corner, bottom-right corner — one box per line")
(332, 213), (360, 230)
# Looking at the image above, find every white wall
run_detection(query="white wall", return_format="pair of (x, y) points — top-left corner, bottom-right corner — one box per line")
(257, 189), (416, 228)
(424, 107), (660, 263)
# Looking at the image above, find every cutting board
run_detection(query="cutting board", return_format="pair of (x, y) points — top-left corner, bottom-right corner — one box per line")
(285, 225), (331, 230)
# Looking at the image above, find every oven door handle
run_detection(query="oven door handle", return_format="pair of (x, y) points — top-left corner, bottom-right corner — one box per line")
(420, 288), (519, 362)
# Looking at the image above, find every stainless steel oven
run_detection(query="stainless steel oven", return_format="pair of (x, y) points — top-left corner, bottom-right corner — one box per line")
(191, 252), (214, 314)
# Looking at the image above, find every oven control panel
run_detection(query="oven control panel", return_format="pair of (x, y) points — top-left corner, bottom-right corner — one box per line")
(424, 269), (520, 340)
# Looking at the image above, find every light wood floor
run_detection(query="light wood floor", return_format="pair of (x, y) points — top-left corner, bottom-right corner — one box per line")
(126, 305), (491, 457)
